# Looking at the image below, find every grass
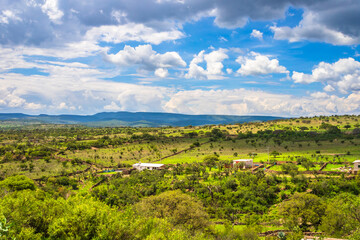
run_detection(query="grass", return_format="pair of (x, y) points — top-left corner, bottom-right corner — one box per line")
(65, 138), (206, 166)
(142, 138), (360, 165)
(323, 163), (350, 172)
(62, 136), (360, 167)
(98, 171), (122, 175)
(268, 164), (321, 172)
(0, 158), (88, 179)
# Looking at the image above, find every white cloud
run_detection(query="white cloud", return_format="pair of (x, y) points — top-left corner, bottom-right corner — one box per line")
(219, 36), (228, 42)
(0, 47), (39, 72)
(292, 72), (315, 84)
(310, 92), (329, 99)
(185, 49), (229, 80)
(0, 63), (172, 114)
(24, 102), (44, 110)
(154, 68), (169, 78)
(41, 0), (64, 24)
(250, 29), (263, 40)
(324, 85), (335, 92)
(58, 102), (68, 110)
(236, 52), (288, 76)
(3, 60), (360, 117)
(164, 88), (360, 116)
(271, 11), (360, 46)
(292, 57), (360, 93)
(0, 42), (106, 61)
(226, 68), (233, 74)
(0, 87), (43, 111)
(104, 101), (122, 111)
(105, 44), (186, 75)
(0, 10), (21, 24)
(85, 23), (184, 45)
(111, 10), (127, 24)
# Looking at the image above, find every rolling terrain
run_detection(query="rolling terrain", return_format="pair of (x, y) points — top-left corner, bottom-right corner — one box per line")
(0, 111), (283, 127)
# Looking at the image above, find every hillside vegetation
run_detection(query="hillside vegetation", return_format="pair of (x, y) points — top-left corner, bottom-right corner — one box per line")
(1, 115), (360, 239)
(0, 112), (282, 127)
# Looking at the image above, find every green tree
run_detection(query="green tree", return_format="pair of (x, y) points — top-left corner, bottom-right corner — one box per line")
(135, 190), (210, 232)
(203, 155), (219, 171)
(279, 192), (326, 231)
(297, 157), (314, 171)
(281, 163), (298, 176)
(270, 151), (280, 159)
(48, 196), (130, 239)
(321, 193), (360, 237)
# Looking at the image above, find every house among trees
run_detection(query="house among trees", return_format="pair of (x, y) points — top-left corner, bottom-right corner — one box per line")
(133, 162), (165, 171)
(353, 160), (360, 174)
(233, 159), (253, 168)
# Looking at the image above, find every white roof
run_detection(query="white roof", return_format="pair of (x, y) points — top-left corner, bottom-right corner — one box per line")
(233, 159), (253, 162)
(133, 163), (164, 167)
(353, 160), (360, 163)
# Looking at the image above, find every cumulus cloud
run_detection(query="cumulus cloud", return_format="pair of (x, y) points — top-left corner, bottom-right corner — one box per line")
(271, 11), (360, 45)
(292, 57), (360, 93)
(24, 102), (44, 110)
(236, 52), (288, 76)
(250, 29), (263, 39)
(56, 102), (76, 110)
(185, 49), (229, 80)
(154, 68), (169, 78)
(105, 44), (186, 76)
(0, 87), (44, 111)
(104, 101), (122, 111)
(41, 0), (64, 24)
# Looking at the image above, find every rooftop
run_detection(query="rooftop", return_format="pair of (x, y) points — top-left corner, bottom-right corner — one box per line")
(233, 159), (253, 161)
(133, 163), (164, 167)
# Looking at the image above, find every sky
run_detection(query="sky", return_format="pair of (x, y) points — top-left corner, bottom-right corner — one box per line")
(0, 0), (360, 117)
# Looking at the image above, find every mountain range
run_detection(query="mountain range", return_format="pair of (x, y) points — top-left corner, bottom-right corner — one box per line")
(0, 112), (284, 127)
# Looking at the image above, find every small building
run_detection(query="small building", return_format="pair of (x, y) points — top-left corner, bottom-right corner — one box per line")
(353, 160), (360, 174)
(233, 159), (253, 168)
(133, 162), (165, 171)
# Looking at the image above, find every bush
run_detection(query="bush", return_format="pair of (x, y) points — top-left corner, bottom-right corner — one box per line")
(0, 175), (35, 192)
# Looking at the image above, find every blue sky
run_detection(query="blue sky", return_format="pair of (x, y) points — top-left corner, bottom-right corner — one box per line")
(0, 0), (360, 117)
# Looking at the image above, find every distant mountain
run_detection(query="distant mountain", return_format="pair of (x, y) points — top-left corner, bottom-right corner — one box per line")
(0, 112), (284, 127)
